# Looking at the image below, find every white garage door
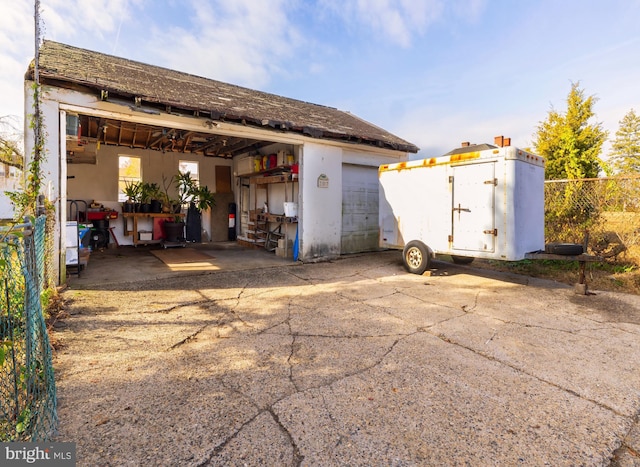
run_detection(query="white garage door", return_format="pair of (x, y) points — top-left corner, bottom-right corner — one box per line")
(341, 164), (379, 254)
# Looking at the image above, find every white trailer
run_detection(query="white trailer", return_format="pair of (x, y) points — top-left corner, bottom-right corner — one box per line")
(379, 146), (546, 274)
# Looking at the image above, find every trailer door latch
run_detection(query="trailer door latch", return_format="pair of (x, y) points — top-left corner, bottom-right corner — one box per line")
(484, 229), (498, 236)
(453, 204), (471, 213)
(484, 178), (498, 186)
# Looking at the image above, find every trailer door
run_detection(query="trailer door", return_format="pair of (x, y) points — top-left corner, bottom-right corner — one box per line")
(452, 162), (496, 252)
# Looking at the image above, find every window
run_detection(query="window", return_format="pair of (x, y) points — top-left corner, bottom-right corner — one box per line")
(178, 160), (199, 203)
(118, 156), (141, 202)
(0, 164), (20, 191)
(179, 161), (199, 184)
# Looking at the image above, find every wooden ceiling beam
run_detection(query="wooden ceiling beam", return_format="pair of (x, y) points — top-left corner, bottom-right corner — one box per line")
(131, 123), (138, 147)
(67, 113), (280, 157)
(149, 130), (168, 148)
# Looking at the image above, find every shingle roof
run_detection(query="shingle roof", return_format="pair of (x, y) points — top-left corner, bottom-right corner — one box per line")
(31, 41), (418, 153)
(443, 143), (497, 157)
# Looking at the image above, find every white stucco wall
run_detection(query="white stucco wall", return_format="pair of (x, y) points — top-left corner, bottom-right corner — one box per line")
(299, 144), (408, 262)
(299, 142), (343, 260)
(24, 82), (65, 280)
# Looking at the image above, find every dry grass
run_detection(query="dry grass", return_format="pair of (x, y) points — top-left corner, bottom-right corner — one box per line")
(468, 257), (640, 295)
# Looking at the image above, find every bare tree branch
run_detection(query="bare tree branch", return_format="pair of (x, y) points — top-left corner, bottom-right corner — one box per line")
(0, 115), (24, 171)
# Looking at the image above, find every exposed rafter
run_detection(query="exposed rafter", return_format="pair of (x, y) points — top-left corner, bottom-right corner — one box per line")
(75, 114), (269, 158)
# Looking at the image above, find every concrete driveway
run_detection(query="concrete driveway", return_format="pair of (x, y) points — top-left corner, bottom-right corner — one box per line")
(55, 248), (640, 465)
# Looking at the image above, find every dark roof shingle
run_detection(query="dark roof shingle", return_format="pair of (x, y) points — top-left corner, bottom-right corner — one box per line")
(32, 41), (418, 153)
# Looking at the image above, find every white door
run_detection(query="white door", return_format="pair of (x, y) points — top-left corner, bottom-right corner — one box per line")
(342, 164), (379, 254)
(452, 162), (496, 252)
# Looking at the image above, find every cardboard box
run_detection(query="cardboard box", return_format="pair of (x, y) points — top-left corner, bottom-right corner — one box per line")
(278, 239), (293, 249)
(139, 231), (153, 241)
(283, 202), (298, 218)
(276, 246), (293, 258)
(237, 157), (254, 175)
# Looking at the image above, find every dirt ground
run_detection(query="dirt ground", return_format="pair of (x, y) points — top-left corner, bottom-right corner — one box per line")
(51, 250), (640, 465)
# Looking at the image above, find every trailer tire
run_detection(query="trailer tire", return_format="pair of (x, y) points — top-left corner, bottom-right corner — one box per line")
(451, 255), (474, 265)
(403, 241), (430, 275)
(545, 243), (584, 256)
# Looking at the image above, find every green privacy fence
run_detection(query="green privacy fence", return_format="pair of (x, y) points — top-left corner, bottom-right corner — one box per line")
(0, 216), (57, 441)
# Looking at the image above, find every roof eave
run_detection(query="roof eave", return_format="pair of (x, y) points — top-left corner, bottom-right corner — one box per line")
(36, 71), (418, 153)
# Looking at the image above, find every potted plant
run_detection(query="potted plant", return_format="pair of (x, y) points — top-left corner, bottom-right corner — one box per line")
(162, 215), (186, 242)
(122, 180), (140, 213)
(138, 182), (155, 213)
(147, 182), (162, 213)
(159, 175), (174, 213)
(185, 177), (216, 243)
(162, 172), (216, 243)
(160, 173), (192, 242)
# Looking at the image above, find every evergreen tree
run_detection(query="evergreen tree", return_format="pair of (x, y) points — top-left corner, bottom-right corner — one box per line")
(609, 109), (640, 174)
(534, 82), (608, 179)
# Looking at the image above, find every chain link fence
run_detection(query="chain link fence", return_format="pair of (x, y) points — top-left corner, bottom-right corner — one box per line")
(545, 176), (640, 262)
(0, 216), (57, 441)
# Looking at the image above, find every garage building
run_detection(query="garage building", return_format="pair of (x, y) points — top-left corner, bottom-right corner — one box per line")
(24, 41), (418, 285)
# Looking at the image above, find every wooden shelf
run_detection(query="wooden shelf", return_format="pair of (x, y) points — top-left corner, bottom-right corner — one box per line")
(245, 165), (294, 176)
(122, 212), (185, 245)
(251, 173), (297, 185)
(242, 166), (298, 255)
(257, 213), (297, 223)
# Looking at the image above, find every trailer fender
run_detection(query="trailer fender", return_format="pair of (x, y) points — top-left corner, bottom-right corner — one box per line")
(402, 241), (432, 275)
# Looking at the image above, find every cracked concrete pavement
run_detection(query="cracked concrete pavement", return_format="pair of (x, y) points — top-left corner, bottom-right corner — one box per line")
(54, 249), (640, 465)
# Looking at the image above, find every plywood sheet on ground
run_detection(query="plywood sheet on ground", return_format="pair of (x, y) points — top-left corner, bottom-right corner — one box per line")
(150, 248), (219, 271)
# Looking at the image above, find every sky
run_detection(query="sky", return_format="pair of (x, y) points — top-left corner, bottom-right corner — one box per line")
(1, 0), (640, 158)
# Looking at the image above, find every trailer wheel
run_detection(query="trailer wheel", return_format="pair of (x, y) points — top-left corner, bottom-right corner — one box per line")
(403, 241), (430, 275)
(451, 255), (474, 265)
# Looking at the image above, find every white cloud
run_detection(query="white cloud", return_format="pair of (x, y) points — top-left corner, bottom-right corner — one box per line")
(40, 0), (142, 42)
(396, 103), (540, 159)
(0, 0), (144, 123)
(0, 2), (34, 121)
(143, 0), (302, 89)
(318, 0), (486, 47)
(0, 0), (304, 123)
(0, 2), (32, 55)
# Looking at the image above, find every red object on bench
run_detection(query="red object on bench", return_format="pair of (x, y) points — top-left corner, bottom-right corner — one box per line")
(86, 211), (119, 221)
(153, 217), (175, 240)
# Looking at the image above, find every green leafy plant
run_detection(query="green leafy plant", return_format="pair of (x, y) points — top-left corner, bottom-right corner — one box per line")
(174, 171), (195, 206)
(122, 180), (141, 204)
(191, 184), (215, 212)
(173, 172), (215, 212)
(138, 182), (156, 205)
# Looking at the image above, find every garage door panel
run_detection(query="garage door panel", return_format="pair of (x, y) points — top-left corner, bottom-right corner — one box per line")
(342, 164), (379, 254)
